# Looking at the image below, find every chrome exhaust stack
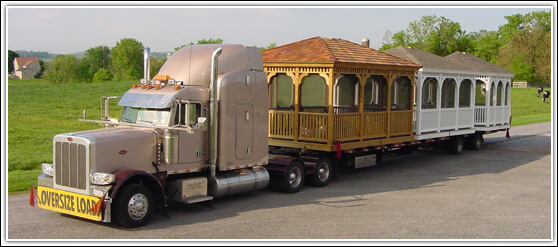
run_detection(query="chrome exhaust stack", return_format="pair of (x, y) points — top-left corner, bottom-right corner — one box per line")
(143, 47), (151, 84)
(209, 46), (223, 182)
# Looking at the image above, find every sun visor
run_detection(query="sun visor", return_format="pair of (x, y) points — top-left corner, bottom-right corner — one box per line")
(117, 93), (175, 109)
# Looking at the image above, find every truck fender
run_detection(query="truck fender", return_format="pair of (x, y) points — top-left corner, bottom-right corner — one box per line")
(110, 169), (167, 215)
(267, 156), (317, 178)
(266, 156), (300, 179)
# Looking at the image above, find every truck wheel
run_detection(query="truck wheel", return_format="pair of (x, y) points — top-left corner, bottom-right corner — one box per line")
(467, 133), (483, 150)
(113, 183), (154, 228)
(278, 161), (305, 193)
(449, 136), (464, 155)
(309, 156), (332, 187)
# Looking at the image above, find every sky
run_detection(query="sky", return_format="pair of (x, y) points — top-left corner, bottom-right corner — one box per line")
(3, 2), (555, 54)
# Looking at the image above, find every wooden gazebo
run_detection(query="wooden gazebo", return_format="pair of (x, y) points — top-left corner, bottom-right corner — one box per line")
(262, 37), (422, 152)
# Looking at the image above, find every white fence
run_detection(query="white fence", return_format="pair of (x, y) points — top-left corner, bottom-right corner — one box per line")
(513, 81), (528, 88)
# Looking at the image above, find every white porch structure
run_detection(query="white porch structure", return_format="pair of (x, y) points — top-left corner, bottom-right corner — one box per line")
(445, 52), (513, 133)
(472, 75), (512, 130)
(384, 47), (513, 140)
(414, 70), (478, 139)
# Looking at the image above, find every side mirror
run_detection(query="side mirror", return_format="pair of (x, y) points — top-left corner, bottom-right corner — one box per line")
(197, 117), (207, 131)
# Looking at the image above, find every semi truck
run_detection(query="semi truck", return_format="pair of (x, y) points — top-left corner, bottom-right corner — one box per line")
(34, 41), (511, 227)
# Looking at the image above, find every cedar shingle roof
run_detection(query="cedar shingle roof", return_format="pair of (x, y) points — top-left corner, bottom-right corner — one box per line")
(262, 37), (421, 68)
(445, 52), (514, 76)
(14, 57), (39, 66)
(383, 46), (464, 71)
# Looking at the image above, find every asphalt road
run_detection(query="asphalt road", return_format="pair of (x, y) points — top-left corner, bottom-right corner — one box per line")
(4, 122), (554, 243)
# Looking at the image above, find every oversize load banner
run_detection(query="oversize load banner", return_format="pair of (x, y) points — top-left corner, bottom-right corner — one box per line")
(37, 186), (103, 221)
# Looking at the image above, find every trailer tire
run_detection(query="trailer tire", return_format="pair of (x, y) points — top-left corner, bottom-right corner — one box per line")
(467, 133), (483, 150)
(113, 183), (154, 228)
(449, 136), (464, 155)
(309, 156), (333, 187)
(278, 161), (305, 193)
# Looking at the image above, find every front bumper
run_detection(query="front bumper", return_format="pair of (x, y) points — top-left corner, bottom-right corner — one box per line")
(37, 174), (112, 223)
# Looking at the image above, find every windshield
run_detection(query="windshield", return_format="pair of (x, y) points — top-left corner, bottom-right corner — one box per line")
(121, 107), (171, 126)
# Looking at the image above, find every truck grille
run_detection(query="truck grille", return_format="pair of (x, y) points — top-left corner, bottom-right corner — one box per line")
(55, 141), (88, 190)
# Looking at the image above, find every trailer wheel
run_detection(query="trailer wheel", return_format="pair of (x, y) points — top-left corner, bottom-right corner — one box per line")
(278, 161), (305, 193)
(309, 156), (332, 187)
(467, 133), (483, 150)
(449, 136), (464, 155)
(113, 183), (154, 228)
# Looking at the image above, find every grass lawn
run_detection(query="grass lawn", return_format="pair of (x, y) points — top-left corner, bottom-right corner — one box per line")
(7, 78), (133, 194)
(510, 87), (552, 126)
(6, 79), (552, 194)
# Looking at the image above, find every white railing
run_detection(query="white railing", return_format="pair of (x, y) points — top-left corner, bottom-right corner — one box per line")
(495, 106), (503, 124)
(474, 105), (510, 127)
(419, 110), (439, 133)
(458, 108), (474, 129)
(475, 107), (487, 126)
(440, 109), (457, 130)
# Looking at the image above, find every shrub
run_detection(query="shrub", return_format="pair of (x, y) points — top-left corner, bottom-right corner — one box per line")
(93, 68), (113, 82)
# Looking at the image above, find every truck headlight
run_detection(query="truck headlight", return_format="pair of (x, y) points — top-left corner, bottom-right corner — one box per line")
(41, 163), (54, 177)
(90, 172), (116, 185)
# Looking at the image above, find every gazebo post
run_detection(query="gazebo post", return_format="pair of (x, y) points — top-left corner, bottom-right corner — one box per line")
(409, 75), (416, 136)
(358, 73), (366, 142)
(293, 72), (302, 143)
(385, 75), (393, 140)
(327, 69), (334, 146)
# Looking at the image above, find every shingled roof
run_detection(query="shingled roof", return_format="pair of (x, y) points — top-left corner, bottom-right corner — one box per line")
(445, 51), (514, 76)
(262, 36), (421, 68)
(14, 57), (39, 67)
(383, 46), (464, 71)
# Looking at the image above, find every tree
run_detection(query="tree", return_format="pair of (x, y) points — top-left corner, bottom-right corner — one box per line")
(259, 43), (277, 51)
(45, 55), (79, 84)
(80, 45), (111, 82)
(380, 31), (409, 50)
(111, 38), (144, 80)
(421, 16), (471, 56)
(174, 38), (223, 51)
(379, 11), (550, 85)
(469, 30), (502, 63)
(499, 25), (550, 84)
(408, 15), (439, 49)
(8, 50), (20, 74)
(497, 11), (551, 85)
(92, 68), (113, 82)
(34, 60), (46, 79)
(380, 15), (472, 56)
(149, 56), (166, 79)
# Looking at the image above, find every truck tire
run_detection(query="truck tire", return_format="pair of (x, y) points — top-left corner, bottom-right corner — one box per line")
(278, 161), (305, 193)
(113, 183), (154, 228)
(467, 133), (483, 150)
(448, 136), (464, 155)
(309, 156), (332, 187)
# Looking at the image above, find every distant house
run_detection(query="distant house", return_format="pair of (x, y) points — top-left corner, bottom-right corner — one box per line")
(14, 57), (40, 79)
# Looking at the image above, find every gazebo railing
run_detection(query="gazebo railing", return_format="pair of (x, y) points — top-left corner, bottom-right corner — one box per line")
(390, 110), (413, 137)
(334, 113), (360, 141)
(363, 111), (388, 139)
(299, 112), (328, 142)
(269, 110), (295, 139)
(269, 109), (413, 145)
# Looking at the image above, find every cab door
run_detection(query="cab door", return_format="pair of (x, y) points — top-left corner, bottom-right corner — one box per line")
(175, 102), (206, 167)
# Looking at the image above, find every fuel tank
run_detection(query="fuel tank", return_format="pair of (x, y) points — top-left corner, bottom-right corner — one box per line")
(208, 166), (269, 198)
